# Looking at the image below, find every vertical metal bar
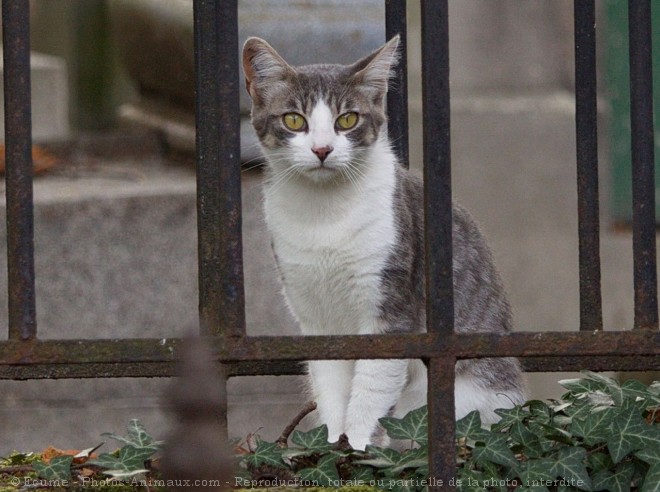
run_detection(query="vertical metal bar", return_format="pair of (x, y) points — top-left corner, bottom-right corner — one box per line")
(427, 356), (456, 491)
(421, 0), (453, 336)
(385, 0), (409, 168)
(421, 1), (455, 489)
(574, 0), (603, 331)
(628, 0), (658, 330)
(193, 0), (246, 337)
(3, 0), (37, 341)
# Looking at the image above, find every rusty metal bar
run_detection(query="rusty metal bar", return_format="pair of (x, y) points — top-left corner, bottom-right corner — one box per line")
(193, 0), (246, 337)
(574, 0), (603, 331)
(1, 355), (658, 380)
(427, 356), (456, 490)
(385, 0), (409, 167)
(420, 2), (454, 484)
(628, 0), (658, 330)
(2, 0), (37, 341)
(2, 331), (657, 369)
(421, 0), (453, 340)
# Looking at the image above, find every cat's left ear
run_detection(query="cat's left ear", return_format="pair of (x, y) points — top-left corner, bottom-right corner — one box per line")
(350, 35), (400, 99)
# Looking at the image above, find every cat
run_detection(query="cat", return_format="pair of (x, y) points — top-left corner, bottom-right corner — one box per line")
(242, 35), (526, 450)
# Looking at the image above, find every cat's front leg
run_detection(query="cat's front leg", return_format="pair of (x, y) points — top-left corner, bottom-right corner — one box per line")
(307, 360), (354, 443)
(345, 359), (408, 450)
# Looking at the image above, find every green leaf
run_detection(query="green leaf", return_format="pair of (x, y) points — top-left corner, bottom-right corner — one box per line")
(471, 433), (518, 469)
(583, 372), (625, 406)
(354, 445), (402, 469)
(349, 465), (374, 482)
(388, 446), (428, 475)
(570, 407), (616, 446)
(101, 419), (161, 452)
(297, 454), (340, 487)
(559, 377), (606, 395)
(510, 421), (544, 459)
(636, 446), (660, 465)
(456, 410), (483, 439)
(608, 405), (660, 463)
(32, 456), (73, 482)
(592, 461), (635, 492)
(588, 451), (613, 472)
(550, 447), (592, 491)
(290, 424), (331, 450)
(517, 457), (557, 487)
(493, 405), (529, 430)
(242, 440), (286, 469)
(457, 468), (486, 491)
(88, 446), (154, 478)
(640, 463), (660, 492)
(380, 406), (428, 445)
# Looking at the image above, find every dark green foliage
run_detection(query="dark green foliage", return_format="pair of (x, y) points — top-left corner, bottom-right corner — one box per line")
(238, 372), (660, 491)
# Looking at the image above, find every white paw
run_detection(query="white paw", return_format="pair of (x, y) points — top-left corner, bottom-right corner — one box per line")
(347, 435), (371, 451)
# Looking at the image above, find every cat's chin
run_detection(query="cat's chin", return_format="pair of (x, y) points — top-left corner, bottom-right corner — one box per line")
(299, 164), (344, 184)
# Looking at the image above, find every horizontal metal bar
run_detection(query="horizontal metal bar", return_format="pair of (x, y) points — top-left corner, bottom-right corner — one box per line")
(1, 355), (658, 380)
(0, 331), (658, 367)
(2, 0), (37, 341)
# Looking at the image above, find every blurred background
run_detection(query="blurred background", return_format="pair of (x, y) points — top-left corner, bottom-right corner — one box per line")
(0, 0), (658, 454)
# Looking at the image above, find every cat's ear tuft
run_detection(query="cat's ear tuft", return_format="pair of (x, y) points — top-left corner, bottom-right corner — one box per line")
(242, 37), (294, 103)
(350, 35), (400, 97)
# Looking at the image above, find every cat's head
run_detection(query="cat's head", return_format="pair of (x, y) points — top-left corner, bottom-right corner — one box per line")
(242, 36), (400, 184)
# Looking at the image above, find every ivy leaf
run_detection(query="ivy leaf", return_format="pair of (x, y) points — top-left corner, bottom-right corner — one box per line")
(32, 456), (73, 482)
(592, 461), (635, 492)
(640, 463), (660, 492)
(510, 421), (544, 459)
(471, 433), (519, 469)
(88, 446), (154, 478)
(608, 405), (660, 463)
(297, 454), (339, 487)
(517, 457), (556, 486)
(570, 407), (616, 446)
(493, 405), (529, 430)
(242, 440), (286, 469)
(457, 468), (485, 491)
(101, 419), (161, 452)
(550, 447), (592, 491)
(380, 406), (428, 445)
(349, 465), (374, 482)
(290, 424), (331, 451)
(456, 410), (484, 439)
(583, 371), (625, 406)
(354, 445), (402, 469)
(636, 446), (660, 465)
(388, 446), (428, 475)
(559, 377), (606, 396)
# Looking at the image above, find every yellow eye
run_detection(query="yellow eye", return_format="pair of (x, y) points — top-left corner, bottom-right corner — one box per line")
(283, 113), (306, 131)
(336, 112), (358, 130)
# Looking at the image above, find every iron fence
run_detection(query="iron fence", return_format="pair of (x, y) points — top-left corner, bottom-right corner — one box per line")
(1, 0), (659, 489)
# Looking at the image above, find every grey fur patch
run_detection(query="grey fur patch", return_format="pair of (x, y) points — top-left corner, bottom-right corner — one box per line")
(379, 168), (524, 395)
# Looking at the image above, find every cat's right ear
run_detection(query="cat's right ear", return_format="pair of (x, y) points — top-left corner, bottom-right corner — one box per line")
(242, 37), (294, 104)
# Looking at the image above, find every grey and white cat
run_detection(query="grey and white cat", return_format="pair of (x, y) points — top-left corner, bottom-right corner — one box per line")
(242, 35), (526, 450)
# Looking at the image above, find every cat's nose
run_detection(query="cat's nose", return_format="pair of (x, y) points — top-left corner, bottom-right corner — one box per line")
(312, 145), (334, 163)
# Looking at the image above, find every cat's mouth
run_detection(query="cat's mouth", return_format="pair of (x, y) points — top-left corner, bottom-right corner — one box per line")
(299, 162), (344, 183)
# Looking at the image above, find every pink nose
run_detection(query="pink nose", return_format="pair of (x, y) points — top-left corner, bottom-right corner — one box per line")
(312, 145), (334, 163)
